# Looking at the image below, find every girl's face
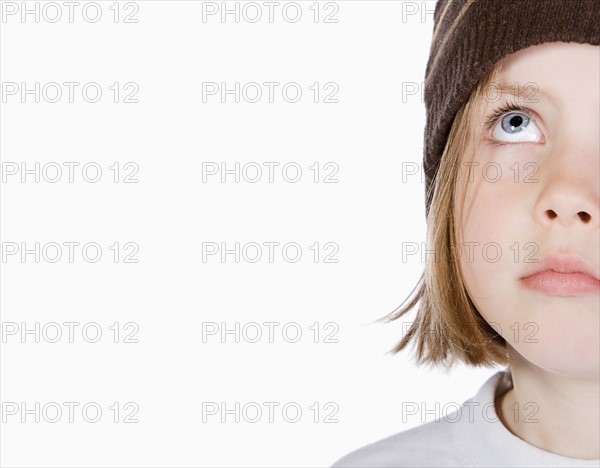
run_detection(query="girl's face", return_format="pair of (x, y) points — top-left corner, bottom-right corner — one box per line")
(455, 42), (600, 378)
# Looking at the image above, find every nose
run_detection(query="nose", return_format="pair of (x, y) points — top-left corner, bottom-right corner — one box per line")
(544, 207), (593, 225)
(533, 100), (599, 229)
(535, 164), (599, 229)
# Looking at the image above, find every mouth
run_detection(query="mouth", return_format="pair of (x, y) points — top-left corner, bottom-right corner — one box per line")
(520, 254), (600, 297)
(520, 270), (600, 296)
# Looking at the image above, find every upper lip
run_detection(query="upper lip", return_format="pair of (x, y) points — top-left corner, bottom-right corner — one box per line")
(521, 254), (600, 281)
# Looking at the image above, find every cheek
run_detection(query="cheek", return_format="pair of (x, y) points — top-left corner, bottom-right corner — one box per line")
(455, 162), (600, 376)
(454, 156), (542, 334)
(455, 171), (522, 315)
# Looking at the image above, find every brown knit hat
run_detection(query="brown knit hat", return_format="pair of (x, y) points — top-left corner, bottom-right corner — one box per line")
(423, 0), (600, 218)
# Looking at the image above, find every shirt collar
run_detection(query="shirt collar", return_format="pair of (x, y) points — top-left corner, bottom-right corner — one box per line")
(455, 370), (600, 467)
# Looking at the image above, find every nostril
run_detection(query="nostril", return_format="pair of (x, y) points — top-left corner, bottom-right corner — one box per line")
(545, 210), (591, 222)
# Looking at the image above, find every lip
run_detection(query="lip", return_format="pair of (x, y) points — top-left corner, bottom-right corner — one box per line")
(520, 254), (600, 296)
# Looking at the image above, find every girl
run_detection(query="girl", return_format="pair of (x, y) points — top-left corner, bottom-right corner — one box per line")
(332, 0), (599, 466)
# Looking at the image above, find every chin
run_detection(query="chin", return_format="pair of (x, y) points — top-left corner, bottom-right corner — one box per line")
(511, 340), (600, 380)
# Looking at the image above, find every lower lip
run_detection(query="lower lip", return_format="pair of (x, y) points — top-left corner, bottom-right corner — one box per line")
(521, 271), (600, 296)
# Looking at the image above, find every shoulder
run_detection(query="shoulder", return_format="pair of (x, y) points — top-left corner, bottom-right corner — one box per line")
(330, 416), (466, 468)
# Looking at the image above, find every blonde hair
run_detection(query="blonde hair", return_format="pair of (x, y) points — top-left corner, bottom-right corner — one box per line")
(377, 61), (509, 369)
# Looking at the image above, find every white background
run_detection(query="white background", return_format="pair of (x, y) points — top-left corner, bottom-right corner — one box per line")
(0, 1), (501, 466)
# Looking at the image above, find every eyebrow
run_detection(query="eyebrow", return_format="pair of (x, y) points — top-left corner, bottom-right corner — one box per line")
(487, 81), (558, 108)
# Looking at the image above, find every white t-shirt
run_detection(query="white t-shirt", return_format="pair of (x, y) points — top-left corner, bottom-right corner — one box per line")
(331, 370), (600, 467)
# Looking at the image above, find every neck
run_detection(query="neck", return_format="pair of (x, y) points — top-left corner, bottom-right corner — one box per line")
(495, 346), (600, 460)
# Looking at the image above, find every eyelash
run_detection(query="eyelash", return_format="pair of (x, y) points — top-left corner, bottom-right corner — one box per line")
(484, 102), (535, 131)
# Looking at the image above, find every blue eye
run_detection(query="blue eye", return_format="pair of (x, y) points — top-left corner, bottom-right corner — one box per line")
(501, 113), (529, 133)
(485, 103), (543, 144)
